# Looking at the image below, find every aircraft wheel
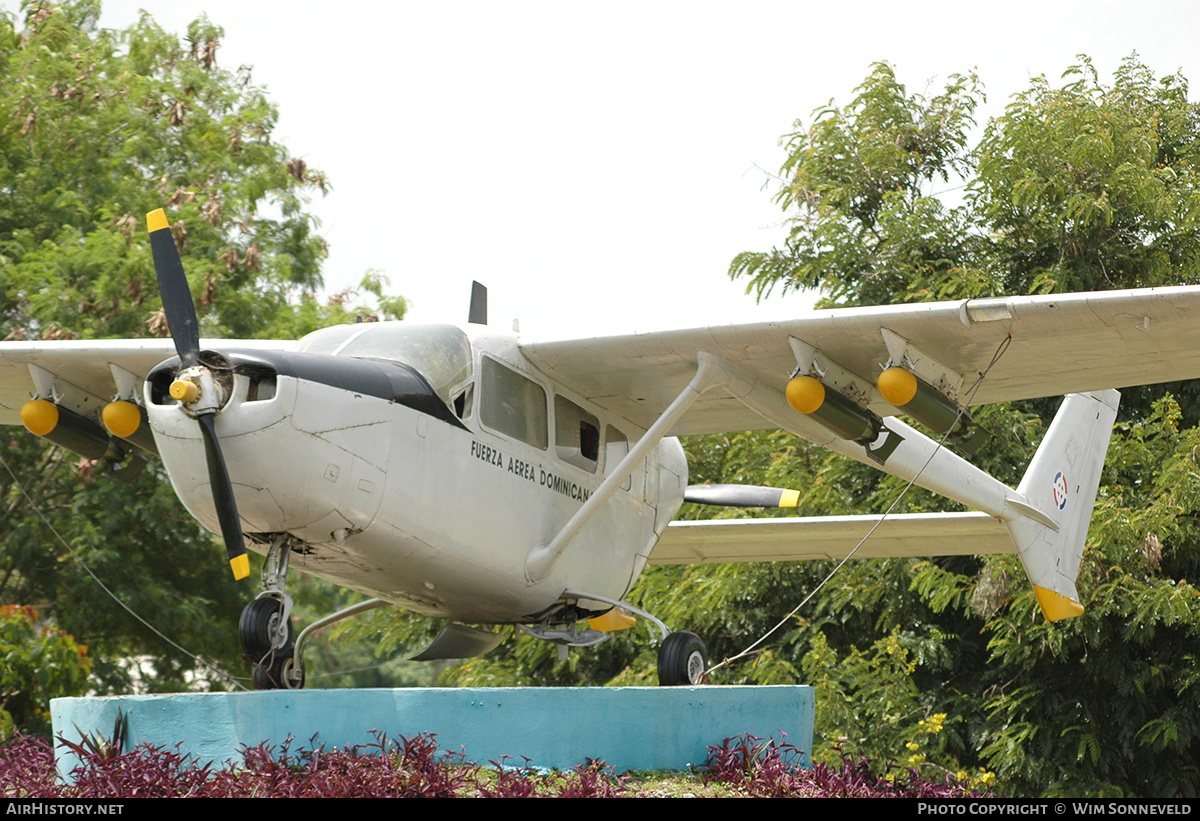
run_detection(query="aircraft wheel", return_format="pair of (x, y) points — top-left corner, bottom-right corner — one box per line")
(238, 597), (292, 661)
(281, 657), (305, 690)
(251, 662), (277, 690)
(251, 645), (296, 690)
(657, 631), (708, 686)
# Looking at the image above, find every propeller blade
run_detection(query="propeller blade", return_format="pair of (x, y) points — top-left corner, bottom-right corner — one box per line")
(146, 208), (247, 581)
(684, 484), (801, 509)
(147, 209), (200, 368)
(197, 412), (250, 580)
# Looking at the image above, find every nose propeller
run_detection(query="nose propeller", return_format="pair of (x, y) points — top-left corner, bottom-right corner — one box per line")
(147, 208), (250, 581)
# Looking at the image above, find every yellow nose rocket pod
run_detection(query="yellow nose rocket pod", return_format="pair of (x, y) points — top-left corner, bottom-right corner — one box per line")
(785, 375), (903, 463)
(877, 367), (990, 456)
(786, 375), (880, 443)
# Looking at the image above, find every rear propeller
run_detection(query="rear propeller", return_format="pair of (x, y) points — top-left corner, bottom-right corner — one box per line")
(147, 208), (250, 581)
(684, 484), (801, 509)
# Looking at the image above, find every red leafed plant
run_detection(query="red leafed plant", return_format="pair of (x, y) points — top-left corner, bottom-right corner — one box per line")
(704, 733), (995, 798)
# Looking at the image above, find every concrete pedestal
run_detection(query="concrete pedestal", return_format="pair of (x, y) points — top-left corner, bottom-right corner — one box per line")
(52, 685), (813, 776)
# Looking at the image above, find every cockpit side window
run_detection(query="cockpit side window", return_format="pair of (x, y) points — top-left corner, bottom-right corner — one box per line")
(605, 425), (632, 490)
(452, 383), (474, 423)
(480, 357), (547, 449)
(554, 395), (600, 473)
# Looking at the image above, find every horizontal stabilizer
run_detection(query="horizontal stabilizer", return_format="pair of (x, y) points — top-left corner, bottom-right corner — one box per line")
(652, 511), (1012, 564)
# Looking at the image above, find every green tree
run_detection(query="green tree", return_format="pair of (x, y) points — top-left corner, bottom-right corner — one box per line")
(716, 56), (1200, 796)
(0, 2), (403, 696)
(729, 63), (983, 307)
(731, 56), (1200, 306)
(0, 604), (90, 737)
(972, 56), (1200, 295)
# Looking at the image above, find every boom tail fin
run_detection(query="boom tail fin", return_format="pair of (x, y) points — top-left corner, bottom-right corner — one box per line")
(1004, 390), (1120, 621)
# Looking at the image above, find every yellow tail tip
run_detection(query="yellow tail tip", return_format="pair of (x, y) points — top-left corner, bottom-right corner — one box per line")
(230, 554), (250, 581)
(1034, 585), (1084, 621)
(146, 208), (169, 233)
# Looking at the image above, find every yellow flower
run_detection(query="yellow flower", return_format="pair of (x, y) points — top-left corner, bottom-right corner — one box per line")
(923, 713), (946, 734)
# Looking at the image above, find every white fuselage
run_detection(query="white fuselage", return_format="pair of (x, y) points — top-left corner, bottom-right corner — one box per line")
(145, 324), (687, 624)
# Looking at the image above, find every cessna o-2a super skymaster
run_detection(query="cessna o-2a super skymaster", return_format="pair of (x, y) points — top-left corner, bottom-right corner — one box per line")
(5, 209), (1200, 690)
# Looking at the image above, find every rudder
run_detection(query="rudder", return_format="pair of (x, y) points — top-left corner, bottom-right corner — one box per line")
(1004, 390), (1119, 621)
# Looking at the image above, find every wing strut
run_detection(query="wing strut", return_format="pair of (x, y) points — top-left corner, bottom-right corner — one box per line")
(525, 352), (738, 583)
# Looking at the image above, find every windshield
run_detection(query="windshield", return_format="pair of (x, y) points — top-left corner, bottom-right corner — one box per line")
(297, 323), (473, 406)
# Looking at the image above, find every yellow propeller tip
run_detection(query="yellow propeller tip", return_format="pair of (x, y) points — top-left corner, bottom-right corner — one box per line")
(230, 554), (250, 581)
(146, 208), (169, 233)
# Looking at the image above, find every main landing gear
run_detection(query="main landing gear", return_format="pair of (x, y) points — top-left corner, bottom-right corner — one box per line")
(557, 589), (709, 686)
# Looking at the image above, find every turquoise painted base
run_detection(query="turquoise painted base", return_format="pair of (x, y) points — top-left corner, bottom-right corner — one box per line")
(52, 686), (813, 777)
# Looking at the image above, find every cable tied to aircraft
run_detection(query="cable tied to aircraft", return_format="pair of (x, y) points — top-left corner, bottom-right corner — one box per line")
(706, 333), (1013, 677)
(0, 449), (249, 691)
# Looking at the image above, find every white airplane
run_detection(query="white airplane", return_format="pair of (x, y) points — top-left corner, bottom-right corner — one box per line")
(4, 209), (1200, 690)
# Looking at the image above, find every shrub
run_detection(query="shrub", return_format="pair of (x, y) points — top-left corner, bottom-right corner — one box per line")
(704, 733), (995, 798)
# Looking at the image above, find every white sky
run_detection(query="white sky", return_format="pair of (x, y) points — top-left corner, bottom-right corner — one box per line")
(64, 1), (1200, 338)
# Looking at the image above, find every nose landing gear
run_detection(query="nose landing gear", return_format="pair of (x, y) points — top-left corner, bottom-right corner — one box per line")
(238, 535), (302, 690)
(239, 595), (301, 689)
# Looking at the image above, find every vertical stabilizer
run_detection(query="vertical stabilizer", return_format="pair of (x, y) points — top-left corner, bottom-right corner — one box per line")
(1005, 390), (1119, 621)
(468, 281), (488, 325)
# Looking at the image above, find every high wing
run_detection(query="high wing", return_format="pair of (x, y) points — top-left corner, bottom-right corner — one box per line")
(0, 339), (296, 426)
(520, 285), (1200, 436)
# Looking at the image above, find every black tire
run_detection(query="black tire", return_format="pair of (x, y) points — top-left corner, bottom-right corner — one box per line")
(238, 597), (292, 661)
(251, 644), (296, 690)
(251, 662), (278, 690)
(657, 631), (708, 686)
